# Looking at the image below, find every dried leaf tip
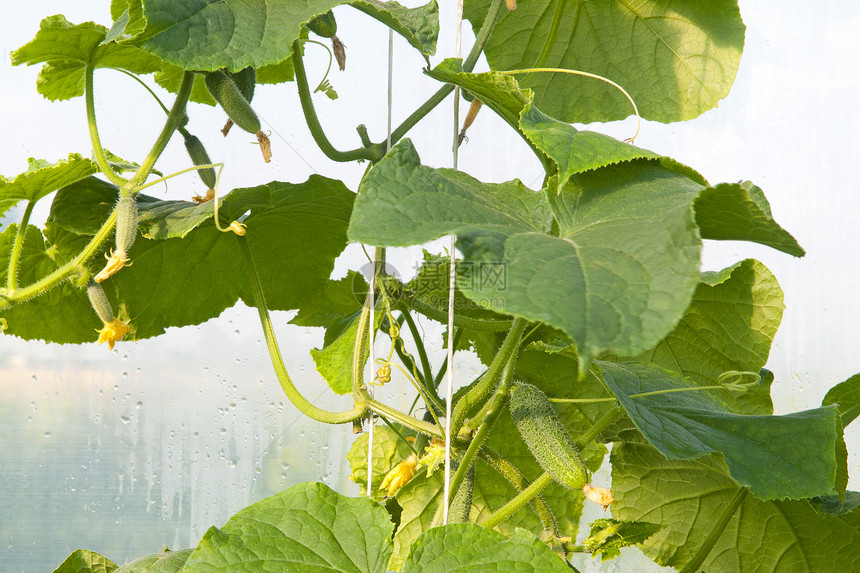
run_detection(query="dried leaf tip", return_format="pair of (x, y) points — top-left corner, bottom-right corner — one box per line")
(256, 131), (272, 163)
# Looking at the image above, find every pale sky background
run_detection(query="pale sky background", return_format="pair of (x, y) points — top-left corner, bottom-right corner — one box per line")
(1, 1), (859, 571)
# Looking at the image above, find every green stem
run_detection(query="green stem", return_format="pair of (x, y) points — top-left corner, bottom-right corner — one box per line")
(127, 71), (195, 192)
(479, 447), (559, 535)
(292, 39), (386, 163)
(679, 487), (748, 573)
(6, 200), (36, 292)
(433, 328), (463, 390)
(366, 398), (443, 440)
(447, 352), (518, 509)
(113, 67), (170, 115)
(387, 0), (504, 144)
(531, 0), (569, 70)
(480, 405), (624, 529)
(403, 296), (514, 331)
(237, 235), (365, 424)
(450, 318), (527, 436)
(85, 64), (129, 187)
(400, 308), (435, 394)
(0, 210), (117, 309)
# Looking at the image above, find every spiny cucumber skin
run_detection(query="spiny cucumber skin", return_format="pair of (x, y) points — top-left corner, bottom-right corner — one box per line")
(183, 134), (217, 189)
(86, 281), (114, 323)
(114, 196), (138, 255)
(307, 10), (337, 38)
(510, 382), (588, 490)
(449, 463), (475, 524)
(228, 67), (256, 103)
(204, 70), (261, 134)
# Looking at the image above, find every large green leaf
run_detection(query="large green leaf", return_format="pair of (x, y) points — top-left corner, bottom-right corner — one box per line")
(182, 482), (394, 573)
(464, 0), (745, 123)
(694, 181), (805, 256)
(349, 140), (704, 364)
(11, 15), (163, 101)
(0, 155), (98, 217)
(128, 0), (437, 72)
(2, 177), (353, 343)
(632, 259), (784, 416)
(114, 549), (192, 572)
(401, 523), (569, 572)
(612, 439), (860, 572)
(823, 373), (860, 428)
(52, 550), (117, 573)
(600, 361), (842, 500)
(582, 518), (664, 562)
(310, 307), (383, 395)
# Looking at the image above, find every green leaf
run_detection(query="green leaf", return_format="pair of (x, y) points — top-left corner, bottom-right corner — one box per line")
(632, 259), (784, 416)
(52, 549), (117, 573)
(11, 15), (163, 100)
(694, 181), (805, 256)
(182, 482), (395, 573)
(583, 518), (664, 562)
(153, 64), (216, 106)
(349, 0), (439, 57)
(519, 101), (660, 184)
(348, 139), (553, 247)
(114, 549), (192, 572)
(310, 307), (383, 395)
(350, 141), (704, 364)
(0, 154), (98, 217)
(611, 440), (860, 572)
(600, 361), (842, 500)
(464, 0), (745, 123)
(401, 524), (569, 572)
(823, 374), (860, 428)
(347, 425), (414, 500)
(129, 0), (438, 72)
(4, 177), (353, 343)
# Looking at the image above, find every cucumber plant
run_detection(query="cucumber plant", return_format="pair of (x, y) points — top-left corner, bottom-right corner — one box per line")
(2, 1), (860, 572)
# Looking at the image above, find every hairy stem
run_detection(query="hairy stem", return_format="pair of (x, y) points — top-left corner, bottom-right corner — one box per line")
(238, 235), (365, 424)
(86, 65), (129, 187)
(400, 308), (435, 394)
(402, 296), (514, 332)
(6, 200), (36, 292)
(450, 318), (527, 436)
(446, 352), (518, 509)
(679, 487), (748, 573)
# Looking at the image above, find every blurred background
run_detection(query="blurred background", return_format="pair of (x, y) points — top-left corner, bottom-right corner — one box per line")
(1, 1), (858, 571)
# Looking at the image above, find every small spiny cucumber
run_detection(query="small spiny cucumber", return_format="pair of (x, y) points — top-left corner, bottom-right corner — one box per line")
(114, 195), (138, 256)
(509, 382), (588, 490)
(204, 70), (261, 135)
(448, 462), (474, 524)
(86, 280), (114, 324)
(221, 67), (256, 135)
(183, 133), (217, 189)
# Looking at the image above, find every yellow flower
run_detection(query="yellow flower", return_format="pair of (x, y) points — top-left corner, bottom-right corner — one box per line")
(192, 189), (215, 204)
(379, 454), (418, 497)
(583, 483), (616, 511)
(97, 318), (130, 350)
(94, 249), (131, 283)
(416, 439), (445, 477)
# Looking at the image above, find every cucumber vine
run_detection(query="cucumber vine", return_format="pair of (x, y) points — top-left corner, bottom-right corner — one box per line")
(3, 1), (859, 573)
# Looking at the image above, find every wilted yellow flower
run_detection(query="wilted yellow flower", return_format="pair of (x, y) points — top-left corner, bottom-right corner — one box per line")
(192, 189), (215, 204)
(379, 454), (418, 497)
(97, 318), (130, 350)
(583, 483), (615, 511)
(416, 439), (445, 477)
(94, 249), (130, 283)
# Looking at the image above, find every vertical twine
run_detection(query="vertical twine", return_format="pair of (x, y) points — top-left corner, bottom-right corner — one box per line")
(443, 0), (465, 526)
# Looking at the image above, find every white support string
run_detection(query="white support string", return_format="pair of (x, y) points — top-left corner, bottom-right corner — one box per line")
(443, 0), (464, 526)
(367, 28), (395, 498)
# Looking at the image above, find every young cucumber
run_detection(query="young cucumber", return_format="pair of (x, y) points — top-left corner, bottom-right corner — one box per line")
(509, 382), (588, 490)
(307, 10), (337, 38)
(221, 67), (256, 136)
(183, 133), (217, 189)
(204, 70), (261, 135)
(114, 195), (138, 256)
